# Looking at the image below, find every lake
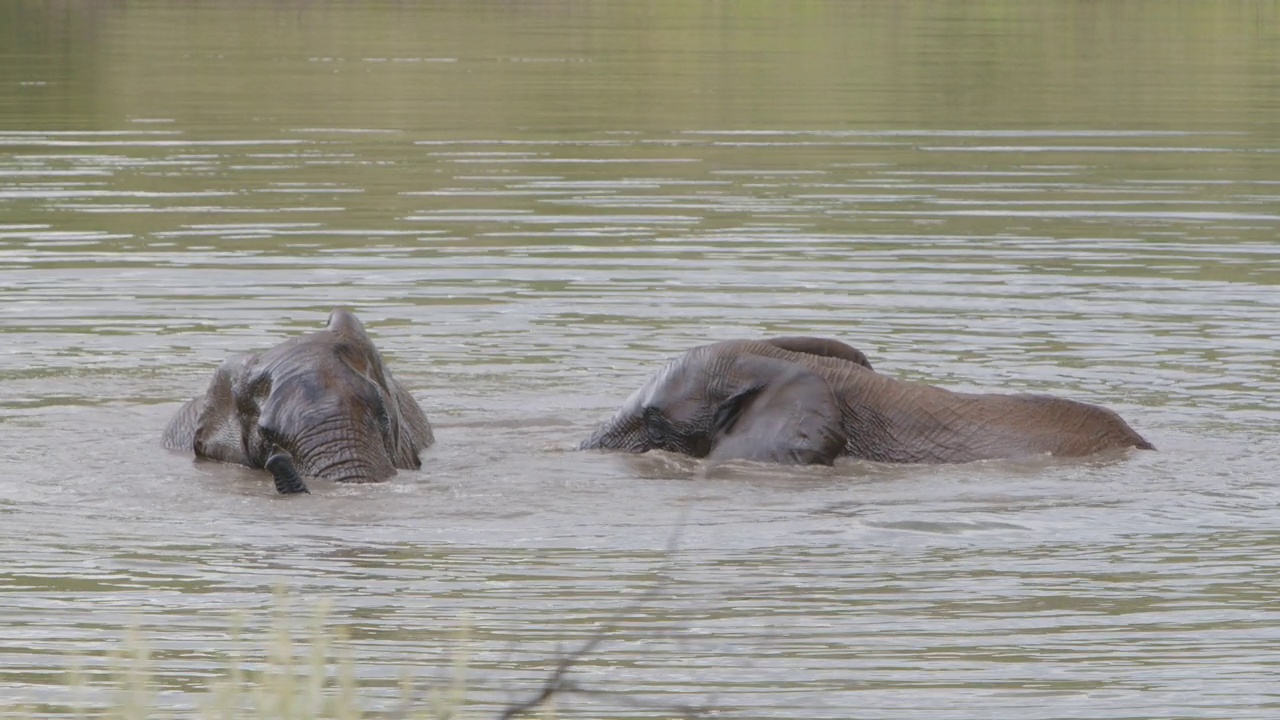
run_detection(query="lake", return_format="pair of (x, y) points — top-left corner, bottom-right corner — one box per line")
(1, 1), (1279, 717)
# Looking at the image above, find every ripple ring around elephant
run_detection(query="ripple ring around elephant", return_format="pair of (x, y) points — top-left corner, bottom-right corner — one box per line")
(579, 336), (1153, 465)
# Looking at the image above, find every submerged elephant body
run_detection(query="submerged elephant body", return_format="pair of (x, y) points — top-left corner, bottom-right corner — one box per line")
(163, 309), (433, 494)
(580, 337), (1153, 465)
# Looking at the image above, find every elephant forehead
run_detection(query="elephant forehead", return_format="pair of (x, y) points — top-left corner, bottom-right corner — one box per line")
(250, 351), (381, 414)
(259, 356), (344, 392)
(256, 336), (360, 381)
(264, 373), (338, 405)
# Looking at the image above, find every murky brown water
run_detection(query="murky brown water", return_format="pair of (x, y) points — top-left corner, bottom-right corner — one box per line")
(2, 1), (1279, 717)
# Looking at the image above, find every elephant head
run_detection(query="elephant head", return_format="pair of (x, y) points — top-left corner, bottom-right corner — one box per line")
(581, 336), (1154, 466)
(163, 308), (434, 494)
(580, 337), (870, 465)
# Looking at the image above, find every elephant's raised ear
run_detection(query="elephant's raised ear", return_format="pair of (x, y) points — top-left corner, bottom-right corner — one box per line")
(710, 384), (766, 438)
(185, 354), (259, 466)
(761, 336), (873, 371)
(387, 379), (435, 468)
(708, 357), (846, 466)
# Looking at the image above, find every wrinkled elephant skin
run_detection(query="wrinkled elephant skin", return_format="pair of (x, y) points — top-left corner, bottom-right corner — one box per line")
(163, 308), (434, 494)
(581, 337), (1153, 466)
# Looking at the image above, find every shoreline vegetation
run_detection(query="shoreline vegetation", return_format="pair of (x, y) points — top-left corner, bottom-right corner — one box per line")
(7, 598), (477, 720)
(6, 589), (708, 719)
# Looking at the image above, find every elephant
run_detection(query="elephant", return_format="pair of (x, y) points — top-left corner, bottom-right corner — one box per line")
(163, 308), (433, 494)
(580, 337), (1153, 466)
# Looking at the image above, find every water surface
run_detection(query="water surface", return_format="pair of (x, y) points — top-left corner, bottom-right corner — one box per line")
(2, 2), (1279, 718)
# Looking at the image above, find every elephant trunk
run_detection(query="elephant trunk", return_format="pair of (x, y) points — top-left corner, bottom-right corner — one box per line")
(578, 429), (607, 450)
(579, 417), (631, 451)
(265, 450), (310, 495)
(579, 414), (650, 453)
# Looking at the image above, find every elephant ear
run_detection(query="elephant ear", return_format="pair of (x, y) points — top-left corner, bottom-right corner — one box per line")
(760, 336), (873, 371)
(386, 378), (435, 469)
(708, 357), (846, 466)
(183, 354), (258, 466)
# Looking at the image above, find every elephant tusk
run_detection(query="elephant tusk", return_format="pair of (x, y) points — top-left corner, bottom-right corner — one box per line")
(265, 450), (310, 495)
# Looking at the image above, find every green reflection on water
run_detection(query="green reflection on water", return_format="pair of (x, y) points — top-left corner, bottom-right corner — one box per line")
(2, 1), (1278, 133)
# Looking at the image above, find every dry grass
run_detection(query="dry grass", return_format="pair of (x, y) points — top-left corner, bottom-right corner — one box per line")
(3, 597), (491, 720)
(7, 541), (705, 720)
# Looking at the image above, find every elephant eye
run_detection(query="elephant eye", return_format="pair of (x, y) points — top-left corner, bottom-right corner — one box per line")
(257, 424), (285, 459)
(643, 407), (668, 440)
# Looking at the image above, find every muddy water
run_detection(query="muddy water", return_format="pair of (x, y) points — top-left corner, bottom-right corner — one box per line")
(2, 2), (1279, 717)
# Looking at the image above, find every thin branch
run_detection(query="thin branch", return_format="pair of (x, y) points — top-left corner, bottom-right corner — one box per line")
(496, 579), (670, 720)
(496, 514), (701, 720)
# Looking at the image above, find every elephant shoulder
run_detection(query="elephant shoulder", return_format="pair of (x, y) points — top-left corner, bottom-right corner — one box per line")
(1019, 393), (1155, 451)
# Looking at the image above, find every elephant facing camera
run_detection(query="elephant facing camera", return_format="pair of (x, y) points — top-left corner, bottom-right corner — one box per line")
(163, 308), (434, 495)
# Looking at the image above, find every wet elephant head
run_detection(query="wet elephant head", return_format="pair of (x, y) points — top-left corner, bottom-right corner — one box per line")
(163, 308), (434, 494)
(579, 337), (865, 465)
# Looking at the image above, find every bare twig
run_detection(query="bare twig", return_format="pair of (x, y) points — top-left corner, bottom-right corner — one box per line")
(495, 516), (710, 720)
(392, 516), (713, 720)
(495, 582), (663, 720)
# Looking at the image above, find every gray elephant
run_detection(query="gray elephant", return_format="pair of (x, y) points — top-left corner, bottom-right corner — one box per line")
(580, 337), (1153, 465)
(163, 308), (433, 494)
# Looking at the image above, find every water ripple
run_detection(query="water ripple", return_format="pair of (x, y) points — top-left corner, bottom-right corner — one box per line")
(3, 121), (1279, 718)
